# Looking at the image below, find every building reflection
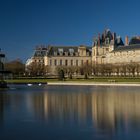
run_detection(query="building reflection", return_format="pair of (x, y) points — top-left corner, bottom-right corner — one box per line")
(0, 92), (10, 125)
(28, 88), (140, 132)
(29, 92), (92, 125)
(92, 91), (140, 132)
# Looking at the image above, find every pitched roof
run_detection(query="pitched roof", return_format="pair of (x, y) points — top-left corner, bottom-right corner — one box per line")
(113, 44), (140, 52)
(48, 46), (92, 56)
(129, 37), (140, 45)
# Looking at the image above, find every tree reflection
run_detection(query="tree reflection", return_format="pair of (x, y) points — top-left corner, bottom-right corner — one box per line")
(0, 92), (9, 125)
(28, 87), (140, 134)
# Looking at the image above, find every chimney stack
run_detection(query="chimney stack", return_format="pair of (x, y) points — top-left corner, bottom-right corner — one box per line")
(113, 32), (116, 44)
(125, 36), (129, 46)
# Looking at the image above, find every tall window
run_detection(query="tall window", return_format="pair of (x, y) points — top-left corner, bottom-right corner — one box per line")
(65, 60), (68, 66)
(50, 60), (52, 66)
(76, 60), (78, 66)
(81, 60), (83, 66)
(71, 60), (73, 66)
(54, 59), (57, 66)
(86, 60), (89, 65)
(60, 59), (62, 66)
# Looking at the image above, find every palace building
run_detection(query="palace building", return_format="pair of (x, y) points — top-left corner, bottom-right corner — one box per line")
(92, 29), (140, 64)
(25, 29), (140, 74)
(26, 45), (92, 74)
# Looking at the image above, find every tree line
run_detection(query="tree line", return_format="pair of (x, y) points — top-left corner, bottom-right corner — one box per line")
(4, 59), (140, 79)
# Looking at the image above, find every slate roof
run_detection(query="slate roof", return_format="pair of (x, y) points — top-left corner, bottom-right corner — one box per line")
(47, 46), (92, 56)
(93, 29), (124, 47)
(129, 37), (140, 45)
(113, 44), (140, 52)
(48, 46), (78, 55)
(33, 49), (47, 57)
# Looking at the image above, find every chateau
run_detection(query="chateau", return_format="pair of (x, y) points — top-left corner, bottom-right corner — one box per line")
(26, 29), (140, 74)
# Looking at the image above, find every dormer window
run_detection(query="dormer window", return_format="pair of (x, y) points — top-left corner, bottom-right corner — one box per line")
(58, 48), (63, 53)
(86, 52), (89, 56)
(54, 51), (57, 56)
(65, 52), (68, 56)
(69, 48), (74, 56)
(69, 48), (74, 53)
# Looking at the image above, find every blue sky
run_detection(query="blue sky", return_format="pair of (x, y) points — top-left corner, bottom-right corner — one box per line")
(0, 0), (140, 62)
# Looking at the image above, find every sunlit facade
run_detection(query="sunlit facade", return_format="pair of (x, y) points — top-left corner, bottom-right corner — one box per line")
(25, 29), (140, 74)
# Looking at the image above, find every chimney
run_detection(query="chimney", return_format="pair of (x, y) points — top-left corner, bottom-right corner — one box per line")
(125, 36), (129, 46)
(113, 32), (116, 43)
(98, 33), (100, 47)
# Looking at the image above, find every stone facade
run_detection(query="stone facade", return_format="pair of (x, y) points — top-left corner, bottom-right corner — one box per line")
(25, 29), (140, 74)
(92, 29), (140, 65)
(44, 45), (92, 74)
(26, 45), (92, 74)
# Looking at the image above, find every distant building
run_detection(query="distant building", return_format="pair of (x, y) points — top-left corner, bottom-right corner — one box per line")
(45, 45), (92, 73)
(25, 29), (140, 75)
(92, 29), (140, 65)
(26, 45), (92, 74)
(106, 37), (140, 64)
(26, 46), (48, 67)
(92, 29), (124, 64)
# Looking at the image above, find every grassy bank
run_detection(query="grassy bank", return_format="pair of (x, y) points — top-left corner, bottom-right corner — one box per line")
(5, 77), (140, 84)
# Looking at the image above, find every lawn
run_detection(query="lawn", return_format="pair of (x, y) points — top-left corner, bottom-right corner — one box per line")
(5, 77), (140, 84)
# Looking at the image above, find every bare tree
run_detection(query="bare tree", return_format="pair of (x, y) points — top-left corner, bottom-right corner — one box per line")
(26, 62), (45, 77)
(80, 62), (92, 79)
(44, 65), (51, 76)
(4, 59), (25, 77)
(127, 62), (138, 77)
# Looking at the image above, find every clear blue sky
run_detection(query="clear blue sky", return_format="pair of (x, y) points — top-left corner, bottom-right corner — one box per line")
(0, 0), (140, 62)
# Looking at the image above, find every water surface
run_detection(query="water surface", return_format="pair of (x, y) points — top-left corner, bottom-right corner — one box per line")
(0, 85), (140, 140)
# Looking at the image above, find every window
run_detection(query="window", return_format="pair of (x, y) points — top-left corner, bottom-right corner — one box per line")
(58, 48), (63, 53)
(71, 60), (73, 66)
(69, 48), (74, 53)
(58, 48), (63, 56)
(50, 60), (52, 66)
(60, 60), (62, 66)
(81, 60), (83, 66)
(76, 60), (78, 66)
(69, 48), (74, 56)
(86, 60), (89, 65)
(65, 60), (68, 66)
(54, 59), (57, 66)
(54, 51), (57, 56)
(106, 48), (109, 51)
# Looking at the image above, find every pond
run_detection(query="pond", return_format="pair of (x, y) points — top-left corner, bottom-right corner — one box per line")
(0, 85), (140, 140)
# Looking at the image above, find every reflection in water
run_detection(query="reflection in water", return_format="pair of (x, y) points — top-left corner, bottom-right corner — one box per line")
(92, 92), (140, 133)
(1, 86), (140, 139)
(26, 87), (140, 134)
(0, 92), (9, 125)
(29, 93), (92, 125)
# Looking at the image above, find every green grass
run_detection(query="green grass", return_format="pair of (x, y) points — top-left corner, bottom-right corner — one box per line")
(6, 79), (54, 84)
(5, 77), (140, 84)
